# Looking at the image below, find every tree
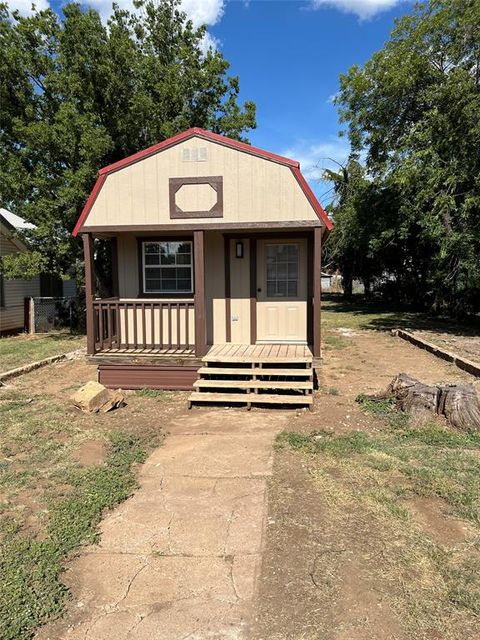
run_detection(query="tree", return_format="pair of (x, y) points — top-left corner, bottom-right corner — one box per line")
(0, 0), (256, 278)
(331, 0), (480, 315)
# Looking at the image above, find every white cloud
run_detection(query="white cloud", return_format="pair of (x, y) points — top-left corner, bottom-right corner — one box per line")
(281, 136), (351, 203)
(181, 0), (225, 26)
(282, 137), (351, 181)
(83, 0), (225, 27)
(311, 0), (407, 20)
(6, 0), (49, 15)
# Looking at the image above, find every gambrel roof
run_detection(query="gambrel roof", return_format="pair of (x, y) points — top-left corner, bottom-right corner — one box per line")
(73, 128), (332, 236)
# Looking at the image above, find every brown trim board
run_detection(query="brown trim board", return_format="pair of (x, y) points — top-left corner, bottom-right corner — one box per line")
(194, 230), (207, 357)
(169, 176), (223, 219)
(313, 227), (322, 358)
(80, 220), (324, 234)
(249, 238), (257, 345)
(224, 236), (231, 342)
(83, 233), (95, 355)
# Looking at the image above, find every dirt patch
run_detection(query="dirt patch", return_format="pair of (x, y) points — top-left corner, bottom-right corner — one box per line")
(412, 330), (480, 365)
(252, 325), (480, 640)
(404, 496), (474, 547)
(0, 356), (189, 537)
(71, 439), (106, 466)
(250, 453), (406, 640)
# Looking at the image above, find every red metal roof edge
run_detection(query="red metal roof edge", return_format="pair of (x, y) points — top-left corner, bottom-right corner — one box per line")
(72, 128), (333, 236)
(290, 166), (333, 232)
(72, 174), (106, 237)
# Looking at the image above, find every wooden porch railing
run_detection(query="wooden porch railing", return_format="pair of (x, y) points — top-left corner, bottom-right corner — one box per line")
(92, 298), (195, 353)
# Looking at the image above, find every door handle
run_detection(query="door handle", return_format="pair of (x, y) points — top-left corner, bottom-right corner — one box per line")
(257, 288), (262, 293)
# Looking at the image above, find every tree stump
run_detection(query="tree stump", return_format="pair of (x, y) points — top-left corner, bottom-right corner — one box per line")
(438, 384), (480, 431)
(370, 373), (480, 431)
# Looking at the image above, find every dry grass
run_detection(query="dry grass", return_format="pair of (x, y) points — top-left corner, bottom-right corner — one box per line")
(276, 417), (480, 638)
(0, 332), (85, 372)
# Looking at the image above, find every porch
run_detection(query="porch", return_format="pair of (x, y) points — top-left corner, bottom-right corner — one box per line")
(97, 342), (315, 402)
(83, 227), (323, 362)
(91, 297), (195, 357)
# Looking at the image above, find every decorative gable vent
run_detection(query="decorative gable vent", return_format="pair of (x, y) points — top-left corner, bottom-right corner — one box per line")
(182, 147), (208, 162)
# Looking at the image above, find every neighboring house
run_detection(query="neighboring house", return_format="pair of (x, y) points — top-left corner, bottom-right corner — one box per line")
(321, 271), (343, 292)
(321, 272), (333, 290)
(0, 208), (77, 335)
(0, 208), (40, 335)
(73, 128), (333, 407)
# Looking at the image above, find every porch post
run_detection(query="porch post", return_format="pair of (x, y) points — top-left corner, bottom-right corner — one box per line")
(194, 230), (207, 357)
(82, 233), (95, 355)
(313, 227), (322, 358)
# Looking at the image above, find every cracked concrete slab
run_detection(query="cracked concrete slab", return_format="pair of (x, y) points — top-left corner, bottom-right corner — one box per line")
(37, 409), (289, 639)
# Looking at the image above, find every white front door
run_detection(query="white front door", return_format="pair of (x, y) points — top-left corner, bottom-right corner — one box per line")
(256, 239), (307, 343)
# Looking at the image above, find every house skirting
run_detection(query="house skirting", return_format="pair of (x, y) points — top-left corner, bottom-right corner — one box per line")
(98, 364), (200, 390)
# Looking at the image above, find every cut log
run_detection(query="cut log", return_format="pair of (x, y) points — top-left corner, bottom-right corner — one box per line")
(365, 373), (480, 431)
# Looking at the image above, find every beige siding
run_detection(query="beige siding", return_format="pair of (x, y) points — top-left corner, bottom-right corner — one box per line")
(85, 136), (319, 228)
(116, 232), (226, 345)
(229, 238), (251, 344)
(205, 232), (226, 345)
(117, 234), (139, 297)
(0, 234), (40, 332)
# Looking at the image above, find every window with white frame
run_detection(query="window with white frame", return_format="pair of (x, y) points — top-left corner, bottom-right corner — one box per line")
(142, 241), (193, 294)
(266, 243), (299, 297)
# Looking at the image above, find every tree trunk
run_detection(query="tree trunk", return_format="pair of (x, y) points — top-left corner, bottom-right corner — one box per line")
(386, 373), (440, 424)
(438, 385), (480, 431)
(373, 373), (480, 431)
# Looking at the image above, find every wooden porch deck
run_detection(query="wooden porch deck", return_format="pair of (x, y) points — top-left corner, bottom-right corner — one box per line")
(205, 343), (312, 363)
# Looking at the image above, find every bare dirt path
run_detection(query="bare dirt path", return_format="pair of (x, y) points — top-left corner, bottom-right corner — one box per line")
(38, 408), (290, 640)
(250, 328), (480, 640)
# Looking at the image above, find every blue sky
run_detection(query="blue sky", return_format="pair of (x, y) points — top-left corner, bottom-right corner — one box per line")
(209, 1), (413, 200)
(11, 0), (414, 201)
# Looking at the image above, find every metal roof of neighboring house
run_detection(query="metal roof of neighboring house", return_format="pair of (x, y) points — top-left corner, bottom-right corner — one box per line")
(0, 208), (36, 253)
(0, 208), (36, 231)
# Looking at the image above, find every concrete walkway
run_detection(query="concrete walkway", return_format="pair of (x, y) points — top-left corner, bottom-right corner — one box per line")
(49, 409), (288, 640)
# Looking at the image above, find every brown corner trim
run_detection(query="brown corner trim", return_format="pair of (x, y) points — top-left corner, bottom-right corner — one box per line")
(224, 236), (231, 342)
(249, 238), (257, 345)
(194, 230), (207, 357)
(313, 227), (322, 358)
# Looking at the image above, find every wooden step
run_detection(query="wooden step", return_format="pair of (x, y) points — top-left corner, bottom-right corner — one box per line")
(203, 355), (312, 364)
(194, 379), (312, 390)
(197, 366), (313, 377)
(188, 392), (313, 406)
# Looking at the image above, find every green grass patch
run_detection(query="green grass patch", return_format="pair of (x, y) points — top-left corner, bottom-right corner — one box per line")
(326, 387), (339, 395)
(0, 333), (85, 372)
(135, 388), (173, 399)
(323, 335), (349, 350)
(0, 431), (153, 640)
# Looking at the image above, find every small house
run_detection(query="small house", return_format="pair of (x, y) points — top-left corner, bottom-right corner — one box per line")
(0, 209), (40, 335)
(73, 128), (332, 407)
